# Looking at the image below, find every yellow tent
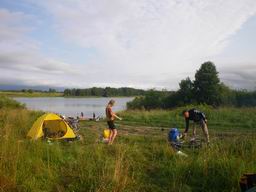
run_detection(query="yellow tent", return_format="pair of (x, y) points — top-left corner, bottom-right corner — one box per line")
(27, 113), (76, 140)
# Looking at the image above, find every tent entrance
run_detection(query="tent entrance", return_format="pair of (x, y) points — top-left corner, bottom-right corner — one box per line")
(43, 120), (67, 138)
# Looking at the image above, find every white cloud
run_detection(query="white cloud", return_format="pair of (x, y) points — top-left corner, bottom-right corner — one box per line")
(219, 63), (256, 90)
(1, 1), (256, 89)
(32, 0), (256, 89)
(0, 8), (81, 87)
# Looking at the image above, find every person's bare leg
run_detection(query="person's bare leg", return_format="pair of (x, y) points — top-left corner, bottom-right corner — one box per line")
(192, 123), (196, 139)
(109, 129), (117, 144)
(108, 129), (114, 144)
(201, 122), (210, 143)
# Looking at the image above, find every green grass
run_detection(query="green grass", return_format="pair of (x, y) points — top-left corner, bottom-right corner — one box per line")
(118, 105), (256, 131)
(0, 91), (63, 97)
(0, 96), (25, 109)
(0, 99), (256, 191)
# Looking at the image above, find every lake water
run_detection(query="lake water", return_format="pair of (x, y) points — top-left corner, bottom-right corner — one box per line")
(14, 97), (134, 118)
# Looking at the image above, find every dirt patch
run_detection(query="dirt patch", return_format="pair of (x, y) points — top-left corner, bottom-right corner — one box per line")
(82, 122), (256, 141)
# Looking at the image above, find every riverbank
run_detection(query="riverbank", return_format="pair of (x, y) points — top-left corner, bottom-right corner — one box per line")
(1, 97), (256, 191)
(0, 91), (63, 97)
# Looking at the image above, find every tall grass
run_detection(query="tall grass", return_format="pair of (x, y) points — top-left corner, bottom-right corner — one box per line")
(0, 96), (25, 109)
(0, 99), (256, 191)
(0, 91), (62, 98)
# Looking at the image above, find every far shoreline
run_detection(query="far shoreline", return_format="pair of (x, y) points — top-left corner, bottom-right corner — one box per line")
(0, 91), (137, 98)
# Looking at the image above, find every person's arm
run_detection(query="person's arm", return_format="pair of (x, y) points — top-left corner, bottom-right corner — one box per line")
(201, 113), (207, 123)
(110, 108), (122, 120)
(113, 113), (122, 120)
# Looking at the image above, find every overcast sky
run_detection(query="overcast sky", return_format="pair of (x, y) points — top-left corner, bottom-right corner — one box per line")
(0, 0), (256, 90)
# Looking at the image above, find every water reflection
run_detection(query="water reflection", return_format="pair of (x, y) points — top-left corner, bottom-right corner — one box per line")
(14, 97), (134, 117)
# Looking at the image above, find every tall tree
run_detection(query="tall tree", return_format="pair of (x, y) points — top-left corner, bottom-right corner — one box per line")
(177, 77), (194, 104)
(193, 61), (221, 105)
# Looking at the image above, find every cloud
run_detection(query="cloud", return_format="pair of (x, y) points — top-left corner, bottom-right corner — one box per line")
(0, 9), (29, 39)
(0, 8), (80, 87)
(1, 1), (256, 89)
(220, 64), (256, 90)
(30, 0), (256, 89)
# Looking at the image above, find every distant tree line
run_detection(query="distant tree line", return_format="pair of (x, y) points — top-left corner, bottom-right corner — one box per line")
(63, 87), (163, 97)
(127, 61), (256, 109)
(20, 88), (57, 93)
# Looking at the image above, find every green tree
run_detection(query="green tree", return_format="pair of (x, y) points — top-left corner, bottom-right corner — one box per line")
(48, 88), (56, 93)
(27, 89), (33, 94)
(127, 96), (145, 109)
(162, 91), (180, 108)
(235, 90), (256, 107)
(91, 87), (99, 96)
(143, 89), (164, 109)
(218, 83), (235, 106)
(193, 61), (221, 105)
(177, 77), (194, 104)
(75, 89), (81, 96)
(64, 89), (71, 96)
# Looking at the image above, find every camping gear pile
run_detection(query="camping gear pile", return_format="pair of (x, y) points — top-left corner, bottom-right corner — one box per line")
(27, 113), (79, 141)
(168, 128), (182, 150)
(168, 128), (203, 156)
(168, 128), (187, 156)
(66, 116), (80, 132)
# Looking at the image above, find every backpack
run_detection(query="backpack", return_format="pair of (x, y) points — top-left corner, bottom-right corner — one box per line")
(168, 128), (180, 142)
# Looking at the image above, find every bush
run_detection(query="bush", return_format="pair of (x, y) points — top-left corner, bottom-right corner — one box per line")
(0, 96), (25, 109)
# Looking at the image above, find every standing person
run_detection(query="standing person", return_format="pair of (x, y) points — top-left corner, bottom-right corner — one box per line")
(105, 99), (122, 144)
(182, 108), (210, 143)
(80, 112), (84, 119)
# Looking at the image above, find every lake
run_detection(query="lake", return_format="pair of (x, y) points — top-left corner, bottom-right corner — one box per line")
(14, 97), (134, 118)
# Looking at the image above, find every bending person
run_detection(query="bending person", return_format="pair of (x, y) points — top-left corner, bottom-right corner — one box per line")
(105, 99), (122, 144)
(182, 108), (209, 143)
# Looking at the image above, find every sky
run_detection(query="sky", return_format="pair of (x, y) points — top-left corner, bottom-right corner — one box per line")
(0, 0), (256, 90)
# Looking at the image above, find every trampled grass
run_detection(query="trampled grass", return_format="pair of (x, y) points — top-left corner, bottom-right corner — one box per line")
(0, 98), (256, 191)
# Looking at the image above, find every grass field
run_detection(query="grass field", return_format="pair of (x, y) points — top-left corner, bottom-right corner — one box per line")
(118, 105), (256, 132)
(1, 97), (256, 191)
(0, 91), (63, 97)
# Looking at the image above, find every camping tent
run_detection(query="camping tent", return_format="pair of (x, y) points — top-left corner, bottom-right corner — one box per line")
(27, 113), (76, 140)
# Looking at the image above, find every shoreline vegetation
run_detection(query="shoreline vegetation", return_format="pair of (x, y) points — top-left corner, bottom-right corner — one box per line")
(0, 91), (135, 98)
(0, 91), (63, 97)
(0, 96), (256, 191)
(127, 62), (256, 109)
(0, 86), (161, 98)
